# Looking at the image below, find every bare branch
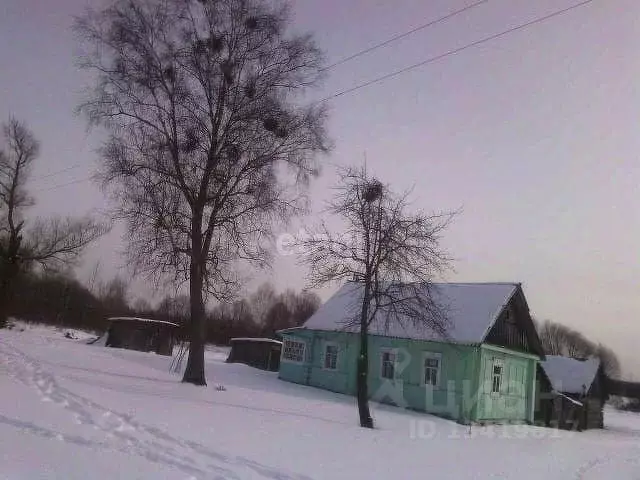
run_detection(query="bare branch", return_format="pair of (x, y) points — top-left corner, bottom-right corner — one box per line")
(24, 217), (111, 270)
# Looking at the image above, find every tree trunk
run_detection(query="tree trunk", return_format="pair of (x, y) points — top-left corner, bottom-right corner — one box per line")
(357, 281), (373, 428)
(182, 223), (207, 386)
(0, 279), (10, 329)
(0, 242), (21, 329)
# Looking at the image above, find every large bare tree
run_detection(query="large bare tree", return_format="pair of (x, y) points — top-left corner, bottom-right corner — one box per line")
(299, 165), (455, 428)
(0, 118), (107, 327)
(75, 0), (330, 385)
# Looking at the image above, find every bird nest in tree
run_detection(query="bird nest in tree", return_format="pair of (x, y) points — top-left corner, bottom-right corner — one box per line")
(363, 181), (383, 202)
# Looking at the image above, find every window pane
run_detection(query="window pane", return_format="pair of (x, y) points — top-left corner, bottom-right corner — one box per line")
(423, 354), (440, 386)
(425, 358), (439, 368)
(283, 340), (305, 362)
(381, 352), (395, 379)
(491, 363), (502, 393)
(324, 344), (338, 370)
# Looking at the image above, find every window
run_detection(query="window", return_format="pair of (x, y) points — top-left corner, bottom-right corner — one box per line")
(492, 361), (503, 394)
(380, 350), (396, 380)
(423, 353), (441, 387)
(323, 343), (338, 370)
(282, 339), (306, 363)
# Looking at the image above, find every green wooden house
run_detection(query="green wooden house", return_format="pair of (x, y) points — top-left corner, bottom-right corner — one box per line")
(278, 282), (545, 424)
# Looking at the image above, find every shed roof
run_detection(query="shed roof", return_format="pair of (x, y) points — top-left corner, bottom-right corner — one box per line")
(540, 355), (601, 395)
(300, 282), (520, 344)
(108, 317), (180, 328)
(230, 337), (282, 345)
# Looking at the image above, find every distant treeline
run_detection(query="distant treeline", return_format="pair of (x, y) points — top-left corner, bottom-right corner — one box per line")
(7, 270), (624, 377)
(7, 271), (320, 345)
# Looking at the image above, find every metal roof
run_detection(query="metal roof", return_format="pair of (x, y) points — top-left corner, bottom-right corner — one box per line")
(107, 317), (180, 328)
(300, 282), (519, 344)
(230, 337), (282, 345)
(540, 355), (601, 395)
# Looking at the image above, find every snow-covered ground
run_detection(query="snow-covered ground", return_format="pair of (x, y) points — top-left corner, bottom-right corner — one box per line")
(1, 326), (639, 479)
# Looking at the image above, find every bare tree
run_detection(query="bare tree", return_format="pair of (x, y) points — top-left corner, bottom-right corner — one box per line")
(249, 282), (278, 326)
(537, 319), (621, 378)
(538, 319), (593, 357)
(157, 293), (191, 325)
(261, 298), (290, 337)
(0, 118), (107, 327)
(132, 297), (152, 314)
(100, 276), (130, 315)
(282, 288), (319, 326)
(75, 0), (330, 385)
(298, 165), (454, 428)
(537, 319), (565, 356)
(595, 343), (621, 379)
(87, 260), (103, 296)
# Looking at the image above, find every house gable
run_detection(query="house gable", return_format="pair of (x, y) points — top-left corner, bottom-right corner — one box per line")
(483, 286), (545, 357)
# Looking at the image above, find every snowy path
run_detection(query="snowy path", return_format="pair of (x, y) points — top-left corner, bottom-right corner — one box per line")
(0, 336), (310, 480)
(2, 326), (640, 479)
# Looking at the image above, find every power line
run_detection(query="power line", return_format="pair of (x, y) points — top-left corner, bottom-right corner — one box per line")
(31, 0), (595, 194)
(320, 0), (595, 102)
(31, 163), (83, 181)
(34, 176), (94, 193)
(15, 6), (490, 191)
(14, 0), (475, 189)
(320, 0), (489, 72)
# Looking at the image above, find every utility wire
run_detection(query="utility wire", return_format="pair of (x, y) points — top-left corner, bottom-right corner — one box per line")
(320, 0), (595, 102)
(320, 0), (489, 72)
(33, 0), (594, 194)
(25, 1), (488, 186)
(34, 176), (94, 193)
(31, 163), (83, 181)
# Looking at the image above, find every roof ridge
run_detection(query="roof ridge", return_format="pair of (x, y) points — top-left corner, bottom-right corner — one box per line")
(430, 282), (520, 286)
(343, 281), (520, 286)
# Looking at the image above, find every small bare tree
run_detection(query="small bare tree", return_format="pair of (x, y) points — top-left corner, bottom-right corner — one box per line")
(0, 118), (108, 327)
(299, 165), (455, 428)
(75, 0), (329, 385)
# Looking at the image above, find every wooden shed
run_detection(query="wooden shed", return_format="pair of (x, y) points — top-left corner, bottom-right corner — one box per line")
(226, 338), (282, 371)
(536, 355), (607, 431)
(105, 317), (179, 356)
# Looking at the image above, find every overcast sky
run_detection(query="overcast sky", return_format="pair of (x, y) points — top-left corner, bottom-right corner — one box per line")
(1, 0), (639, 377)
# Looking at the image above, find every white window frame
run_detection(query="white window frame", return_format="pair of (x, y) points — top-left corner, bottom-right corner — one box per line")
(281, 338), (306, 364)
(380, 348), (398, 380)
(322, 342), (339, 371)
(422, 352), (442, 387)
(491, 359), (504, 395)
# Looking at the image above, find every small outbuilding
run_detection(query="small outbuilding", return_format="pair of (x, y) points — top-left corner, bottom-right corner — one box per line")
(226, 337), (282, 371)
(536, 355), (607, 431)
(104, 317), (179, 356)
